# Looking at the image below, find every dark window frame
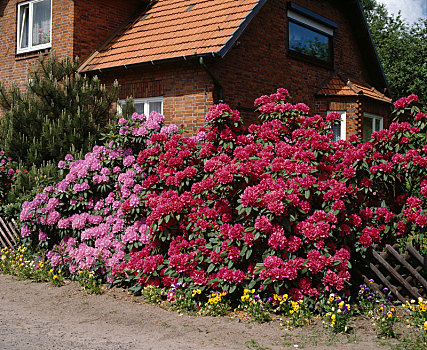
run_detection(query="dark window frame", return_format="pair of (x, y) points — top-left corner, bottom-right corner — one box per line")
(286, 3), (336, 69)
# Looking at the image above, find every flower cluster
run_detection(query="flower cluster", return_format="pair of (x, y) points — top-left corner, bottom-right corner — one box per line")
(405, 297), (427, 333)
(18, 90), (427, 305)
(323, 293), (352, 333)
(271, 294), (312, 328)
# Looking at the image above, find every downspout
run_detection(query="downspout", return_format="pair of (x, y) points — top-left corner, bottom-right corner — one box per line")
(199, 57), (223, 103)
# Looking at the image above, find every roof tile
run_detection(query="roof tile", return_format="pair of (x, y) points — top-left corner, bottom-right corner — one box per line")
(81, 0), (260, 71)
(317, 74), (392, 103)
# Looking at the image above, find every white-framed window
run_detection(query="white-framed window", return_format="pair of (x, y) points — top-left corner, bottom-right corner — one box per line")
(363, 113), (383, 142)
(328, 110), (346, 141)
(118, 97), (163, 116)
(17, 0), (52, 54)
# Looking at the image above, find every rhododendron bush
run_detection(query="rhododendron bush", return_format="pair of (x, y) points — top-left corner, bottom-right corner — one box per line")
(19, 89), (427, 301)
(0, 151), (16, 208)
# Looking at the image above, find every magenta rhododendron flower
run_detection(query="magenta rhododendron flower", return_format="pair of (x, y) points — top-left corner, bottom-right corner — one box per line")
(17, 88), (427, 300)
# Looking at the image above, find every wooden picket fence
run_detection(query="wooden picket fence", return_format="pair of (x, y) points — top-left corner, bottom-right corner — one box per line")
(357, 244), (427, 303)
(0, 217), (19, 250)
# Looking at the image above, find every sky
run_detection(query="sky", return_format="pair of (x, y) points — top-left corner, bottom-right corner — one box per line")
(376, 0), (427, 24)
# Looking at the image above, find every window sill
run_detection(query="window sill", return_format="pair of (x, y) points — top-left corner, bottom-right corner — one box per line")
(287, 50), (333, 70)
(15, 47), (51, 61)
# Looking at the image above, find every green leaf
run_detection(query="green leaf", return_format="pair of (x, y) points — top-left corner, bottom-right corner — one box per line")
(253, 263), (265, 274)
(263, 278), (272, 286)
(207, 263), (215, 273)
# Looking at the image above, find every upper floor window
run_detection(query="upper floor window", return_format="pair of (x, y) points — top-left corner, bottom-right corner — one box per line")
(17, 0), (52, 54)
(118, 97), (163, 116)
(363, 113), (383, 142)
(287, 3), (337, 67)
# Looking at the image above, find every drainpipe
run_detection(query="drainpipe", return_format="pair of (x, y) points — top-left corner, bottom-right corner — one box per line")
(199, 56), (223, 103)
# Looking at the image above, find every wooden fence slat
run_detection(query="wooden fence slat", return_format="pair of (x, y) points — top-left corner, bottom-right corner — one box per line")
(4, 217), (18, 236)
(0, 217), (20, 249)
(0, 233), (9, 249)
(10, 219), (20, 237)
(386, 244), (427, 291)
(369, 262), (406, 303)
(407, 244), (424, 266)
(372, 249), (421, 299)
(0, 217), (17, 245)
(0, 226), (14, 249)
(6, 219), (19, 239)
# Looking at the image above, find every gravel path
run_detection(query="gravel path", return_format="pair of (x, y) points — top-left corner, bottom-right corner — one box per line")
(0, 274), (395, 350)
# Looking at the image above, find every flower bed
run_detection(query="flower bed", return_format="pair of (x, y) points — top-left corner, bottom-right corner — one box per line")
(17, 89), (426, 304)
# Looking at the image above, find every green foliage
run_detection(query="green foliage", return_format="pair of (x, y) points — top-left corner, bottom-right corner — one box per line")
(272, 294), (312, 329)
(118, 97), (136, 118)
(0, 245), (64, 286)
(0, 152), (16, 214)
(3, 161), (62, 221)
(142, 285), (163, 304)
(199, 291), (231, 316)
(323, 293), (353, 333)
(361, 0), (427, 107)
(238, 288), (272, 323)
(76, 269), (104, 294)
(0, 53), (120, 168)
(167, 288), (200, 313)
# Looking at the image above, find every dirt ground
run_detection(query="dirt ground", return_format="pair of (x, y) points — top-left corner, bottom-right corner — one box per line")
(0, 274), (402, 350)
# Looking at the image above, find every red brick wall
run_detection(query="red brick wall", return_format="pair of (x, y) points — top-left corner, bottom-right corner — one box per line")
(73, 0), (142, 62)
(327, 99), (361, 139)
(0, 0), (74, 89)
(0, 0), (141, 90)
(96, 60), (214, 135)
(93, 0), (390, 137)
(1, 0), (390, 138)
(209, 0), (388, 127)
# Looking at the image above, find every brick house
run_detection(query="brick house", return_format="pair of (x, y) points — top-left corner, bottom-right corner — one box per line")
(0, 0), (392, 140)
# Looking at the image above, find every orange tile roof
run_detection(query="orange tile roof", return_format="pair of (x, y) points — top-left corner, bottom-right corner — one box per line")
(80, 0), (263, 72)
(316, 74), (391, 103)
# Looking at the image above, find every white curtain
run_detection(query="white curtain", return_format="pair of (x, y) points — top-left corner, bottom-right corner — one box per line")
(149, 102), (162, 114)
(32, 0), (51, 46)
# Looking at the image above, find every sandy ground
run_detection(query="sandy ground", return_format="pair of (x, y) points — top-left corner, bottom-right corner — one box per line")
(0, 274), (400, 350)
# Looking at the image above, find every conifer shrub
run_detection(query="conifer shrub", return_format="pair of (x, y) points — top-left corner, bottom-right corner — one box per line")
(0, 53), (119, 168)
(0, 53), (120, 220)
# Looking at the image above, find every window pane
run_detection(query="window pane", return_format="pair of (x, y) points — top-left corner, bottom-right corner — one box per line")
(19, 5), (29, 49)
(149, 101), (162, 114)
(375, 118), (381, 132)
(32, 0), (51, 46)
(331, 122), (341, 141)
(289, 21), (329, 62)
(134, 103), (145, 115)
(363, 117), (373, 142)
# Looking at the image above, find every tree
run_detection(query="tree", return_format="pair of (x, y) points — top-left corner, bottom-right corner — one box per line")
(0, 53), (120, 168)
(361, 0), (427, 106)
